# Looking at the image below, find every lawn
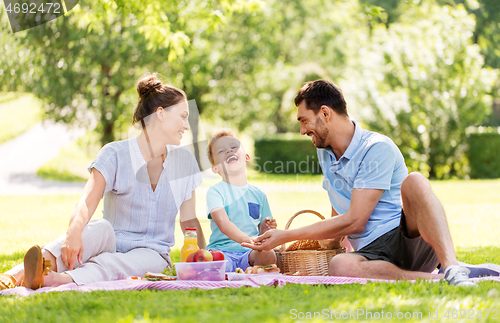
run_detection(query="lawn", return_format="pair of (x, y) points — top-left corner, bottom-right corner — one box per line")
(36, 133), (99, 182)
(1, 178), (499, 322)
(0, 93), (42, 144)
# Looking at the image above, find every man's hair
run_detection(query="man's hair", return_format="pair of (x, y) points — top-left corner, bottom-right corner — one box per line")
(294, 79), (348, 116)
(207, 129), (237, 165)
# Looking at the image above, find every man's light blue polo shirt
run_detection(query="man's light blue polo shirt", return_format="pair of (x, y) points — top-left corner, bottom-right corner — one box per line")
(317, 121), (408, 251)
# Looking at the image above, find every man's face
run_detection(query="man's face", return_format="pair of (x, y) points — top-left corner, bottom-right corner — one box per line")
(297, 101), (329, 148)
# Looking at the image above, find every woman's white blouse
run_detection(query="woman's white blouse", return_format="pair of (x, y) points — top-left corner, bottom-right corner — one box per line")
(88, 137), (202, 255)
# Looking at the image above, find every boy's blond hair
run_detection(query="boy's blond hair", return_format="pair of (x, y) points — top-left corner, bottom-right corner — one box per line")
(207, 129), (237, 165)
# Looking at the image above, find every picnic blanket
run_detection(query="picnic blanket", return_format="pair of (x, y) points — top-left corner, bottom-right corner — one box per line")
(1, 276), (499, 296)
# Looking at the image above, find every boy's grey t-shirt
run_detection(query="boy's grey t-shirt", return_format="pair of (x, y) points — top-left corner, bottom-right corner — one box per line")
(206, 181), (273, 252)
(88, 137), (202, 255)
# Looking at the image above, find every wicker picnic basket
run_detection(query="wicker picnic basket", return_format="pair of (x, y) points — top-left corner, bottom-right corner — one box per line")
(275, 210), (346, 276)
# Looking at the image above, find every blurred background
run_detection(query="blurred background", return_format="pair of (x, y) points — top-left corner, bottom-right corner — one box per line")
(1, 0), (500, 252)
(1, 0), (500, 180)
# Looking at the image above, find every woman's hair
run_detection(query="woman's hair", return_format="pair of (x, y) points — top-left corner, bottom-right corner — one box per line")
(133, 73), (187, 124)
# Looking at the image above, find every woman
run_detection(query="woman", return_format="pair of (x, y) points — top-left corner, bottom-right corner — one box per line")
(1, 73), (206, 289)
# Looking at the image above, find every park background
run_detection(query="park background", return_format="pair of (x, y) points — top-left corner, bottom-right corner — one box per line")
(1, 0), (500, 322)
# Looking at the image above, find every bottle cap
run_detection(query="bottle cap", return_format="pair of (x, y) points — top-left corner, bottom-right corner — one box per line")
(186, 228), (197, 231)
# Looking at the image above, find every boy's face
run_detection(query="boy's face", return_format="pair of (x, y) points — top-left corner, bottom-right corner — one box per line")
(211, 136), (250, 175)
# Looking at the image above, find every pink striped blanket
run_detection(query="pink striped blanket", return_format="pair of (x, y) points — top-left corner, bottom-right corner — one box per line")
(1, 276), (499, 296)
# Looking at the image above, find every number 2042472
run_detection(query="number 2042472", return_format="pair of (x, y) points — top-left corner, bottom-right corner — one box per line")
(5, 2), (62, 14)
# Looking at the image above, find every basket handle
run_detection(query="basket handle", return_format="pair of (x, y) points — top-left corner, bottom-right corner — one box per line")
(284, 209), (325, 230)
(280, 210), (325, 252)
(279, 209), (345, 252)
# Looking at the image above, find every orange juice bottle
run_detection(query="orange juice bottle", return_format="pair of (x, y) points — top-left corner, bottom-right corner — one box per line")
(180, 228), (199, 262)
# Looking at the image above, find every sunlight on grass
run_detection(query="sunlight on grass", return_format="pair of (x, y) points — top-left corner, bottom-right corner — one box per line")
(0, 279), (499, 322)
(36, 131), (101, 182)
(1, 179), (499, 323)
(430, 179), (500, 248)
(0, 93), (42, 144)
(1, 178), (499, 258)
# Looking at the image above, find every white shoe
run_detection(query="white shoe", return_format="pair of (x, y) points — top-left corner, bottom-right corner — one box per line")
(457, 262), (500, 278)
(444, 266), (476, 287)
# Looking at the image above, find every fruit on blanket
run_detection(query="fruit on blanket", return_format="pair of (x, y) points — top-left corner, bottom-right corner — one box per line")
(193, 249), (213, 262)
(177, 265), (197, 280)
(210, 250), (225, 261)
(186, 253), (195, 262)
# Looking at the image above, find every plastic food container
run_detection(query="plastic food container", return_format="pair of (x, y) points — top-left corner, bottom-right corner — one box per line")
(174, 261), (227, 281)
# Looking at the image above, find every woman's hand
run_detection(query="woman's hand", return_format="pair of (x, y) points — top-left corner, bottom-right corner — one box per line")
(61, 168), (105, 270)
(61, 231), (83, 270)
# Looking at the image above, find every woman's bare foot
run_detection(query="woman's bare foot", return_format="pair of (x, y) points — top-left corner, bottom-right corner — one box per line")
(41, 249), (57, 271)
(12, 271), (23, 286)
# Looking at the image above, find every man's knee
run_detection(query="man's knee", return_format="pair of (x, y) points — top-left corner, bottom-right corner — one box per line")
(329, 253), (365, 276)
(402, 172), (431, 197)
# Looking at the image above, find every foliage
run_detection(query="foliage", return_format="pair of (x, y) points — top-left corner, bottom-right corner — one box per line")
(187, 0), (364, 136)
(174, 0), (499, 179)
(342, 2), (497, 179)
(465, 0), (500, 126)
(253, 134), (321, 174)
(2, 0), (500, 178)
(467, 130), (500, 178)
(0, 0), (255, 146)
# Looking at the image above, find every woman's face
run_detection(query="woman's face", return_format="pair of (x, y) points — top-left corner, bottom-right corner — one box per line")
(162, 100), (190, 145)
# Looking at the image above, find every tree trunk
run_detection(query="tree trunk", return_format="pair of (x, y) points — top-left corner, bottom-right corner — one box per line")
(101, 119), (114, 147)
(273, 93), (287, 133)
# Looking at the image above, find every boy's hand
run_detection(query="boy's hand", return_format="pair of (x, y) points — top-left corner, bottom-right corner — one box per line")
(242, 229), (284, 251)
(261, 217), (277, 233)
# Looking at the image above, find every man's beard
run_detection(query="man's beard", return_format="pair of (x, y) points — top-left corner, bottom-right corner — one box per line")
(313, 117), (329, 148)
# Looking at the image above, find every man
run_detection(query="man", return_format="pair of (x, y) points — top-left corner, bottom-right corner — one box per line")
(243, 79), (499, 286)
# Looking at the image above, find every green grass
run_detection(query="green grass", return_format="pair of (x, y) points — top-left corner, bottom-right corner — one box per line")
(36, 132), (101, 182)
(0, 93), (42, 144)
(1, 280), (500, 323)
(1, 179), (499, 322)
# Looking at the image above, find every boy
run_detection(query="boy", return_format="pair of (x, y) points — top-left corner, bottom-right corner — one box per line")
(206, 129), (277, 272)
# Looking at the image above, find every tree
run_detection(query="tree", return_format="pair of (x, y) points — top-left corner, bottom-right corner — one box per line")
(461, 0), (500, 125)
(0, 0), (249, 146)
(176, 0), (365, 137)
(343, 2), (497, 178)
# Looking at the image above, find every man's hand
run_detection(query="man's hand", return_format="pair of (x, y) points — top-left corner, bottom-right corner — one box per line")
(241, 229), (285, 251)
(61, 231), (83, 270)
